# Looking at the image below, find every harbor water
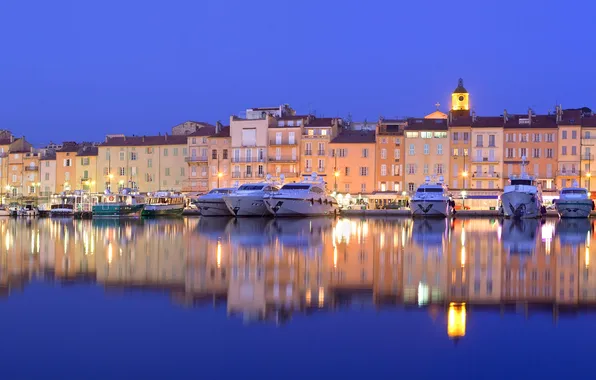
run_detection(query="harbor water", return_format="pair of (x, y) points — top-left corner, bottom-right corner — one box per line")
(0, 216), (594, 379)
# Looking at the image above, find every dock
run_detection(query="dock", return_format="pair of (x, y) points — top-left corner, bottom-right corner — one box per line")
(338, 209), (596, 218)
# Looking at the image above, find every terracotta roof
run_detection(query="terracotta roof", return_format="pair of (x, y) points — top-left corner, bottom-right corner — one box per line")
(187, 126), (216, 137)
(0, 138), (12, 145)
(558, 109), (583, 125)
(40, 152), (56, 161)
(77, 146), (98, 157)
(330, 130), (375, 144)
(101, 135), (187, 147)
(449, 116), (473, 127)
(472, 116), (505, 128)
(9, 137), (33, 153)
(307, 117), (337, 127)
(209, 126), (230, 138)
(276, 115), (310, 121)
(405, 118), (448, 131)
(57, 142), (80, 153)
(582, 115), (596, 127)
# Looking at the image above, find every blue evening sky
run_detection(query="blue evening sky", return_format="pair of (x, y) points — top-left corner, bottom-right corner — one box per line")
(0, 0), (594, 145)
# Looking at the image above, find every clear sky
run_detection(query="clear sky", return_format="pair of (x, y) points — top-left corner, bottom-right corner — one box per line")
(1, 0), (595, 145)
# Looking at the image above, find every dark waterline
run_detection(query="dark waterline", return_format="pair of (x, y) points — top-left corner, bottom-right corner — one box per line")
(0, 217), (593, 379)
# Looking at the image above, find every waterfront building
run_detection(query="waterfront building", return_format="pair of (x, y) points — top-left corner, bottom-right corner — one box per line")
(267, 115), (307, 182)
(328, 130), (376, 202)
(184, 125), (216, 193)
(97, 134), (188, 193)
(207, 126), (231, 190)
(39, 152), (56, 197)
(75, 145), (99, 193)
(23, 150), (41, 197)
(375, 118), (406, 196)
(302, 117), (341, 182)
(404, 118), (449, 194)
(229, 115), (274, 185)
(503, 111), (558, 200)
(556, 107), (582, 190)
(245, 104), (295, 120)
(7, 137), (34, 197)
(581, 113), (596, 191)
(55, 142), (79, 192)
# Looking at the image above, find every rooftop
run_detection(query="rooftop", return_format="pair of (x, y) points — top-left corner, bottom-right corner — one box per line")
(307, 117), (338, 127)
(101, 134), (187, 147)
(77, 146), (98, 157)
(187, 126), (216, 137)
(330, 130), (375, 144)
(210, 126), (230, 138)
(405, 118), (448, 131)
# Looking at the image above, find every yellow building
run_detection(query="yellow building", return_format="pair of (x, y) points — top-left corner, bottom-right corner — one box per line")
(75, 146), (99, 192)
(23, 151), (41, 196)
(184, 126), (215, 192)
(0, 133), (12, 200)
(229, 115), (274, 185)
(55, 142), (79, 192)
(581, 113), (596, 191)
(556, 107), (582, 189)
(207, 126), (231, 190)
(40, 152), (56, 196)
(404, 118), (449, 194)
(7, 137), (34, 197)
(97, 134), (188, 192)
(328, 130), (376, 197)
(302, 117), (340, 180)
(267, 115), (306, 182)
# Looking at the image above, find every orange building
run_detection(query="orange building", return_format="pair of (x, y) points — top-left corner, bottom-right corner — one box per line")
(185, 125), (216, 192)
(301, 117), (340, 180)
(503, 111), (558, 197)
(556, 107), (582, 189)
(328, 130), (376, 201)
(207, 126), (231, 190)
(267, 115), (307, 182)
(375, 118), (406, 194)
(581, 114), (596, 191)
(7, 137), (34, 197)
(55, 142), (79, 192)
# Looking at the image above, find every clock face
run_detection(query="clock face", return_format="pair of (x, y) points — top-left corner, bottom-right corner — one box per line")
(458, 95), (465, 102)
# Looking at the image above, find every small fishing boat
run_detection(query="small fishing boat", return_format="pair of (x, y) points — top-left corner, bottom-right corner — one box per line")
(17, 204), (39, 217)
(142, 191), (185, 216)
(92, 188), (145, 217)
(0, 204), (10, 217)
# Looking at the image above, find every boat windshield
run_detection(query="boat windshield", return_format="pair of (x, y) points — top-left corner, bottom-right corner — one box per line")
(511, 179), (533, 186)
(416, 187), (444, 193)
(238, 185), (265, 191)
(209, 189), (233, 194)
(562, 189), (587, 195)
(280, 184), (311, 190)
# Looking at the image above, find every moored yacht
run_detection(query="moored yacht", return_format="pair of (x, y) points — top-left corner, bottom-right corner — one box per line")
(142, 191), (185, 216)
(501, 158), (544, 219)
(554, 183), (594, 218)
(196, 188), (236, 216)
(410, 176), (453, 218)
(263, 174), (338, 217)
(223, 179), (280, 217)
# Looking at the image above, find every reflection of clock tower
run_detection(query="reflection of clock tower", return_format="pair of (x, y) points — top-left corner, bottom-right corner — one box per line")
(451, 78), (470, 117)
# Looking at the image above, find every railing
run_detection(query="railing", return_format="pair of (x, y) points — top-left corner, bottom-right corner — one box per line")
(24, 166), (39, 171)
(269, 156), (298, 162)
(471, 157), (498, 163)
(581, 154), (594, 160)
(232, 172), (241, 178)
(269, 139), (297, 146)
(472, 172), (500, 179)
(277, 172), (299, 178)
(231, 157), (265, 163)
(304, 150), (313, 156)
(80, 177), (92, 183)
(185, 156), (208, 162)
(317, 150), (325, 156)
(302, 134), (327, 139)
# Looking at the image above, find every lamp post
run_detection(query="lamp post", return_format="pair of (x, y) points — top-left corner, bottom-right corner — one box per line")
(462, 150), (468, 209)
(108, 173), (114, 192)
(587, 172), (592, 191)
(217, 171), (223, 188)
(334, 170), (340, 191)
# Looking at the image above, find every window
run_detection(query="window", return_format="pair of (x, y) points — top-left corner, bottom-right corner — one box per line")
(572, 130), (577, 139)
(520, 148), (527, 158)
(407, 164), (416, 175)
(546, 133), (554, 142)
(172, 148), (178, 156)
(163, 148), (168, 156)
(423, 144), (429, 155)
(44, 173), (49, 181)
(321, 129), (328, 136)
(223, 149), (228, 159)
(65, 172), (70, 181)
(180, 167), (185, 176)
(572, 146), (577, 155)
(148, 159), (153, 168)
(562, 130), (567, 139)
(119, 151), (125, 161)
(344, 183), (350, 192)
(146, 147), (154, 154)
(452, 148), (459, 156)
(212, 149), (217, 160)
(532, 148), (540, 158)
(318, 159), (324, 171)
(119, 167), (125, 176)
(488, 135), (496, 147)
(345, 167), (350, 176)
(423, 164), (429, 175)
(191, 137), (196, 144)
(359, 167), (369, 176)
(63, 159), (72, 167)
(533, 133), (541, 143)
(476, 135), (483, 147)
(452, 132), (459, 141)
(394, 149), (400, 159)
(435, 164), (444, 175)
(546, 149), (553, 158)
(506, 148), (515, 158)
(562, 146), (567, 155)
(409, 144), (415, 155)
(421, 132), (433, 139)
(408, 183), (415, 192)
(437, 144), (443, 155)
(520, 133), (528, 143)
(463, 132), (469, 142)
(83, 170), (89, 179)
(381, 149), (387, 159)
(381, 164), (387, 176)
(362, 148), (369, 158)
(165, 168), (171, 176)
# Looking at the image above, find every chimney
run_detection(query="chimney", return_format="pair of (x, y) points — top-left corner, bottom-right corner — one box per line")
(165, 133), (168, 141)
(472, 110), (477, 123)
(216, 121), (223, 133)
(142, 136), (145, 142)
(503, 109), (508, 123)
(556, 105), (562, 123)
(528, 108), (533, 125)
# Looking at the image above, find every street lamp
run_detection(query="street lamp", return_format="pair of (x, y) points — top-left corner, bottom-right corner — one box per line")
(462, 170), (468, 209)
(217, 171), (223, 188)
(587, 172), (592, 190)
(334, 170), (340, 191)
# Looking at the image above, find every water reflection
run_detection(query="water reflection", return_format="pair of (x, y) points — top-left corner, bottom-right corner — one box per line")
(0, 217), (595, 335)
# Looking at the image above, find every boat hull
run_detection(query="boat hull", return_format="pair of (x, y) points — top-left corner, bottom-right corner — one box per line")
(50, 208), (74, 217)
(92, 203), (144, 217)
(197, 200), (232, 216)
(556, 200), (594, 218)
(0, 210), (10, 217)
(223, 195), (272, 217)
(141, 204), (184, 216)
(410, 200), (450, 218)
(501, 191), (542, 219)
(264, 197), (338, 217)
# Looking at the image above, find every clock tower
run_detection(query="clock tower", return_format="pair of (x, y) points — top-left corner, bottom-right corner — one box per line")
(451, 78), (470, 114)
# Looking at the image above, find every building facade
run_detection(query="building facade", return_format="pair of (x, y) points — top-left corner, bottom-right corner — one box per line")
(185, 126), (216, 193)
(302, 117), (340, 180)
(40, 153), (56, 196)
(55, 142), (79, 192)
(329, 130), (376, 197)
(76, 146), (99, 193)
(375, 119), (405, 193)
(267, 115), (306, 182)
(229, 115), (273, 185)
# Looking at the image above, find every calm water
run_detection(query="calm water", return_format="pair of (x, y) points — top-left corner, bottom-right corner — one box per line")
(0, 216), (594, 379)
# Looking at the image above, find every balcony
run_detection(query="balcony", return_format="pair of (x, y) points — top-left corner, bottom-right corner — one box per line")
(302, 134), (328, 140)
(304, 150), (313, 156)
(231, 157), (265, 163)
(79, 177), (93, 183)
(581, 154), (594, 160)
(582, 138), (596, 145)
(471, 157), (498, 163)
(317, 150), (326, 156)
(472, 172), (500, 179)
(269, 156), (298, 163)
(24, 166), (39, 171)
(277, 172), (300, 178)
(269, 139), (298, 146)
(185, 156), (208, 163)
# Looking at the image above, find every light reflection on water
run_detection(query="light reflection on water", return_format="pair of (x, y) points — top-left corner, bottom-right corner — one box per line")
(1, 217), (595, 327)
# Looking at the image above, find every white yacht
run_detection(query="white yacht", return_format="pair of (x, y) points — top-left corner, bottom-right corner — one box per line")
(196, 188), (236, 216)
(223, 180), (280, 217)
(554, 183), (594, 218)
(501, 158), (543, 219)
(263, 174), (338, 217)
(410, 176), (453, 218)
